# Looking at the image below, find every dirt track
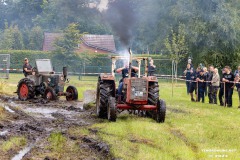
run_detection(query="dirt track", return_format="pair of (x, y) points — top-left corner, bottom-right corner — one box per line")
(0, 95), (111, 160)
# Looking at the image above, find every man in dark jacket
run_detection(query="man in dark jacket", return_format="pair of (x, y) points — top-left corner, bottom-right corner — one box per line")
(148, 58), (156, 76)
(23, 58), (32, 77)
(219, 69), (225, 106)
(196, 69), (206, 103)
(222, 66), (235, 107)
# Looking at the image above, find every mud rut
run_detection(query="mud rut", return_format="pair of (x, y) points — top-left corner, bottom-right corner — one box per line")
(0, 95), (111, 160)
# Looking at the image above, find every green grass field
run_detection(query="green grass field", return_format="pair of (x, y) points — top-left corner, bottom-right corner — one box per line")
(1, 73), (240, 160)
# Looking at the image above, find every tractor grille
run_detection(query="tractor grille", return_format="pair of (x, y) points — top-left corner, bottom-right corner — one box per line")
(130, 78), (148, 100)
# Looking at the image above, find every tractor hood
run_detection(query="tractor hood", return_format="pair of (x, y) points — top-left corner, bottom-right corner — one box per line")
(35, 59), (53, 74)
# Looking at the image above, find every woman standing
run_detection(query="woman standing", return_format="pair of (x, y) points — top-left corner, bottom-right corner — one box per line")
(212, 68), (220, 104)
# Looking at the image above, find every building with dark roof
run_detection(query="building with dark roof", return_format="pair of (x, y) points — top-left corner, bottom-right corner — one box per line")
(42, 33), (116, 54)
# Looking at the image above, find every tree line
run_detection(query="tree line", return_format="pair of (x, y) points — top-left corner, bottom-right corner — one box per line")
(0, 0), (240, 69)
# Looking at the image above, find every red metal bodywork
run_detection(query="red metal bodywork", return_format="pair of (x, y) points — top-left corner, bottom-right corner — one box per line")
(117, 104), (157, 110)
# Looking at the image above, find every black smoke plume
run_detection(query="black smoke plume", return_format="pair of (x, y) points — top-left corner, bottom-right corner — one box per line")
(105, 0), (136, 47)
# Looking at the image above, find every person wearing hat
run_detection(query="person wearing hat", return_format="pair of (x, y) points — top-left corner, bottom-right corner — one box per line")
(23, 58), (33, 77)
(196, 69), (206, 103)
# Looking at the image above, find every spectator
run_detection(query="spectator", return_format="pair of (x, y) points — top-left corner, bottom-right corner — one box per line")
(23, 58), (32, 77)
(219, 69), (225, 106)
(212, 68), (220, 104)
(203, 67), (209, 96)
(189, 67), (200, 101)
(148, 58), (156, 76)
(183, 63), (192, 94)
(207, 65), (215, 103)
(234, 65), (240, 76)
(196, 69), (206, 103)
(222, 66), (235, 107)
(235, 73), (240, 108)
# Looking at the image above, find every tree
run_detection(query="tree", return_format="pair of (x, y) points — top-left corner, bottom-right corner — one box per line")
(0, 23), (24, 50)
(54, 23), (82, 57)
(28, 26), (44, 50)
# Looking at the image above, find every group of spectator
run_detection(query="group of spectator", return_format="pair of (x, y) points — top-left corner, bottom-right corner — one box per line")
(184, 64), (240, 108)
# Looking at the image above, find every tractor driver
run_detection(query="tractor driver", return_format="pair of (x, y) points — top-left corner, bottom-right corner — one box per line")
(23, 58), (33, 77)
(116, 60), (139, 96)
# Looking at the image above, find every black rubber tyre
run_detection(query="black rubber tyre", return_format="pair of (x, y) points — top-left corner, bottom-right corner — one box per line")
(44, 87), (57, 101)
(148, 82), (159, 105)
(146, 82), (159, 118)
(66, 86), (78, 101)
(107, 97), (117, 122)
(156, 99), (166, 123)
(96, 80), (114, 119)
(17, 78), (35, 101)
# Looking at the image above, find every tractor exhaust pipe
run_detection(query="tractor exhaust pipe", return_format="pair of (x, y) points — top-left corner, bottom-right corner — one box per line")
(128, 48), (132, 78)
(63, 67), (68, 80)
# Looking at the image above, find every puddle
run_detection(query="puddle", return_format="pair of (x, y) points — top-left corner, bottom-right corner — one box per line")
(0, 130), (8, 136)
(11, 143), (34, 160)
(3, 105), (15, 113)
(24, 108), (58, 119)
(24, 107), (77, 119)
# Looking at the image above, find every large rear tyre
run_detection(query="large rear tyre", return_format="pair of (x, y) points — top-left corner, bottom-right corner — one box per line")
(148, 82), (159, 105)
(44, 87), (57, 101)
(156, 99), (166, 123)
(96, 80), (114, 119)
(107, 97), (116, 122)
(146, 82), (159, 118)
(17, 78), (35, 101)
(66, 86), (78, 101)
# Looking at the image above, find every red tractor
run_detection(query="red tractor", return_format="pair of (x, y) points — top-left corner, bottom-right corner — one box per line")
(96, 49), (166, 122)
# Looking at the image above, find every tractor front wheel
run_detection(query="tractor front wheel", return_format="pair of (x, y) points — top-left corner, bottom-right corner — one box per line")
(107, 97), (116, 122)
(66, 86), (78, 101)
(156, 99), (166, 123)
(17, 78), (35, 101)
(44, 87), (57, 101)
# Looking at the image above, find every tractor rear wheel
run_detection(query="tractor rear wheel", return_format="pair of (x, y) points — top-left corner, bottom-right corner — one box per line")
(66, 86), (78, 101)
(147, 82), (159, 118)
(17, 78), (35, 101)
(156, 100), (166, 123)
(44, 87), (57, 101)
(148, 82), (159, 105)
(107, 97), (116, 122)
(96, 81), (114, 119)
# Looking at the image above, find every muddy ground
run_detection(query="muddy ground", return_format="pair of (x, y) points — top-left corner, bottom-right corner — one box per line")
(0, 95), (111, 160)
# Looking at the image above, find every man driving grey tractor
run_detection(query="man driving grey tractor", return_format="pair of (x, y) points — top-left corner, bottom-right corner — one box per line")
(116, 60), (139, 97)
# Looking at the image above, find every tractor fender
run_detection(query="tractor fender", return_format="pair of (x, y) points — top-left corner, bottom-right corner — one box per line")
(99, 73), (115, 81)
(146, 76), (158, 82)
(98, 74), (116, 97)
